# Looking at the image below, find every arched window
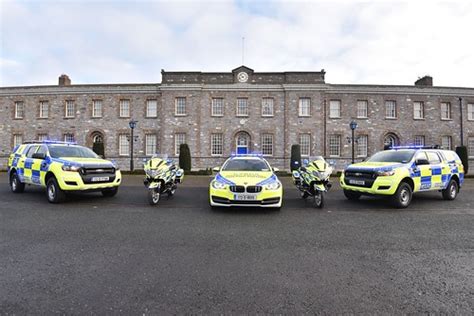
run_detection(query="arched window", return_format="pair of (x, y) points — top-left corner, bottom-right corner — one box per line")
(235, 132), (250, 154)
(384, 133), (399, 149)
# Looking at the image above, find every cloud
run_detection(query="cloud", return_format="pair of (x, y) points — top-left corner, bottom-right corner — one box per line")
(0, 0), (473, 87)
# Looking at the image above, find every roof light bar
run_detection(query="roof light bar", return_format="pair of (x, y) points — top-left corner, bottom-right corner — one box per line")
(390, 145), (440, 150)
(22, 140), (77, 145)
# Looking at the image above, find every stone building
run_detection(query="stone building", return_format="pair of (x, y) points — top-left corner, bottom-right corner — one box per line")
(1, 66), (474, 170)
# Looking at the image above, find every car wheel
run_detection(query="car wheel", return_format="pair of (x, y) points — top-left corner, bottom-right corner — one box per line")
(10, 171), (25, 193)
(343, 189), (361, 200)
(102, 187), (118, 197)
(391, 182), (412, 208)
(442, 179), (458, 200)
(46, 177), (66, 203)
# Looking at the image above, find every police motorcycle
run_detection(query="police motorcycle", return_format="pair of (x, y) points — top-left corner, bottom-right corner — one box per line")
(143, 154), (184, 206)
(291, 156), (333, 208)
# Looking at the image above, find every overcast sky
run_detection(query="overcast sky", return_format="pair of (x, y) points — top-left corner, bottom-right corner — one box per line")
(1, 0), (473, 87)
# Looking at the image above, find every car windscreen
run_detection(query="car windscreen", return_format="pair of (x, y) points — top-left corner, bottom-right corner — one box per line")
(222, 159), (270, 171)
(48, 145), (99, 159)
(367, 150), (415, 163)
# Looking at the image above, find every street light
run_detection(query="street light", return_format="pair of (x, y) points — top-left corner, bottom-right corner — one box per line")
(128, 119), (138, 171)
(349, 120), (358, 164)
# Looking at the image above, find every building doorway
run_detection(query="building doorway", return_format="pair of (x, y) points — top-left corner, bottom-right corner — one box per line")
(383, 133), (400, 149)
(91, 131), (105, 157)
(235, 132), (250, 154)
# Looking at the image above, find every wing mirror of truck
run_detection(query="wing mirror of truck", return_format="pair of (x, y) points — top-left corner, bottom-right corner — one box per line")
(212, 167), (220, 172)
(415, 158), (429, 166)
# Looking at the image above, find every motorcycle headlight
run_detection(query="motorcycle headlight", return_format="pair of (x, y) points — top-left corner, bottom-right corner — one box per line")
(376, 170), (395, 177)
(292, 171), (300, 178)
(62, 165), (81, 172)
(265, 181), (281, 190)
(146, 169), (162, 178)
(212, 180), (226, 190)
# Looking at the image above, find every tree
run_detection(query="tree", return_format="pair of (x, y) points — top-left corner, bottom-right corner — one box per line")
(456, 146), (469, 174)
(179, 143), (191, 171)
(290, 144), (302, 171)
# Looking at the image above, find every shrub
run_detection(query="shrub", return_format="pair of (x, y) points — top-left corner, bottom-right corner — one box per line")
(179, 143), (192, 171)
(290, 144), (302, 171)
(456, 146), (469, 174)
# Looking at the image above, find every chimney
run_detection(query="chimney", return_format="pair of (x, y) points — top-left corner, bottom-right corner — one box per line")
(59, 74), (71, 86)
(415, 75), (433, 87)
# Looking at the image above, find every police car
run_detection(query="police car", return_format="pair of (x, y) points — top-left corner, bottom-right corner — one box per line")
(7, 140), (122, 203)
(209, 155), (283, 209)
(340, 146), (464, 208)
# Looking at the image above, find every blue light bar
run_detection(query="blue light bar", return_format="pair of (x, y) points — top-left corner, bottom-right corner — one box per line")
(230, 151), (264, 157)
(390, 145), (440, 150)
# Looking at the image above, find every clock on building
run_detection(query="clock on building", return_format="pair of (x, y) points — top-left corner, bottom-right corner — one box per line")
(237, 72), (248, 83)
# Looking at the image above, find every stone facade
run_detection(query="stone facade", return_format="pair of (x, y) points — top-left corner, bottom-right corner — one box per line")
(1, 66), (474, 171)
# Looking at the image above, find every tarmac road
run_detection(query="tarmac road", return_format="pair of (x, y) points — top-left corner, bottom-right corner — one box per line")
(0, 174), (473, 314)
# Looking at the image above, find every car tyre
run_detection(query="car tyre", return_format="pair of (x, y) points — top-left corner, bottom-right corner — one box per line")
(102, 187), (118, 197)
(10, 171), (25, 193)
(391, 182), (412, 208)
(343, 189), (361, 200)
(46, 177), (66, 203)
(442, 179), (458, 201)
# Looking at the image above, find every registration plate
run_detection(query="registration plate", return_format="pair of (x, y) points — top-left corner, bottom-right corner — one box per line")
(234, 194), (257, 201)
(349, 179), (365, 185)
(91, 176), (109, 182)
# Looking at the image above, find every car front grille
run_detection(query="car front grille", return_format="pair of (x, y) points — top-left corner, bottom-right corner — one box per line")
(344, 169), (377, 188)
(246, 186), (262, 193)
(229, 185), (263, 193)
(229, 185), (245, 193)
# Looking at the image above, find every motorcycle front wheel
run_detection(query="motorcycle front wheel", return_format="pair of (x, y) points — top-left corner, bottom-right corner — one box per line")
(148, 189), (160, 205)
(313, 191), (324, 208)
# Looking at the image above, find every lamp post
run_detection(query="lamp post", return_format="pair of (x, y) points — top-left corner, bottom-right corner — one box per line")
(350, 120), (358, 164)
(459, 97), (464, 146)
(128, 119), (137, 171)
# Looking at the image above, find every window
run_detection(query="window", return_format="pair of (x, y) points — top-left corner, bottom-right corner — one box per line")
(468, 103), (474, 121)
(39, 101), (49, 118)
(211, 98), (224, 117)
(357, 135), (368, 157)
(146, 100), (157, 117)
(211, 133), (223, 156)
(329, 100), (341, 118)
(37, 133), (48, 141)
(413, 101), (424, 119)
(414, 135), (425, 146)
(357, 100), (368, 118)
(13, 134), (23, 148)
(65, 100), (75, 118)
(119, 134), (129, 156)
(441, 102), (451, 120)
(15, 101), (24, 119)
(63, 133), (75, 143)
(236, 98), (248, 116)
(298, 98), (310, 116)
(385, 100), (396, 118)
(441, 136), (452, 150)
(174, 133), (186, 155)
(261, 98), (274, 117)
(329, 135), (341, 157)
(119, 99), (130, 117)
(299, 134), (311, 157)
(261, 134), (273, 156)
(469, 137), (474, 158)
(175, 97), (186, 116)
(92, 100), (102, 117)
(26, 146), (39, 158)
(145, 134), (157, 156)
(426, 151), (441, 164)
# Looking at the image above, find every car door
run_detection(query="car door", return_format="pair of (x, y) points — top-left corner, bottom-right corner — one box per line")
(413, 151), (431, 191)
(426, 151), (443, 190)
(31, 145), (48, 185)
(23, 145), (39, 184)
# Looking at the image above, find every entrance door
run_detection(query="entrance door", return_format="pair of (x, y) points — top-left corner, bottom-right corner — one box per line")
(236, 132), (250, 154)
(91, 132), (105, 157)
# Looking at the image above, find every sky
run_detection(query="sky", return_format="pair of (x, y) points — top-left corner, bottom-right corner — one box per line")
(0, 0), (473, 87)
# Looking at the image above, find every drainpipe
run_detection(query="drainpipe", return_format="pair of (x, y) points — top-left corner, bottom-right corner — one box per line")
(323, 99), (327, 157)
(459, 97), (464, 146)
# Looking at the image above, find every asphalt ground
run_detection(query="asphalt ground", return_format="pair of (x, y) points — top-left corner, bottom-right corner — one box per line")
(1, 174), (473, 314)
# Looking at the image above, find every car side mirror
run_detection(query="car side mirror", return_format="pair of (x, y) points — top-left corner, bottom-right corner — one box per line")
(415, 158), (429, 166)
(212, 167), (220, 172)
(272, 167), (279, 172)
(32, 153), (46, 160)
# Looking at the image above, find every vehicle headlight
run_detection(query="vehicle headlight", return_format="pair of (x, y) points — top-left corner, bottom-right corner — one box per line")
(376, 170), (395, 176)
(62, 165), (81, 172)
(292, 171), (300, 178)
(265, 181), (281, 190)
(212, 180), (226, 190)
